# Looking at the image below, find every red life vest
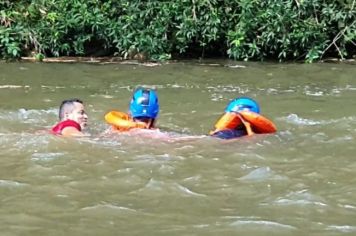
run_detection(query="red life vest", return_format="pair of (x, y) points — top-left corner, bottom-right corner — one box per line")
(51, 119), (81, 135)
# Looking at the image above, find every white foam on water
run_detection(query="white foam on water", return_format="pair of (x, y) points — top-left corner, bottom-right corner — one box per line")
(239, 166), (289, 182)
(0, 85), (30, 89)
(283, 114), (356, 126)
(40, 85), (65, 89)
(229, 219), (297, 230)
(284, 114), (323, 126)
(226, 64), (246, 68)
(0, 179), (28, 187)
(175, 184), (207, 197)
(31, 152), (66, 161)
(272, 199), (327, 207)
(81, 204), (138, 213)
(305, 91), (324, 96)
(339, 204), (356, 209)
(133, 178), (207, 198)
(271, 189), (327, 207)
(0, 108), (57, 125)
(326, 225), (356, 233)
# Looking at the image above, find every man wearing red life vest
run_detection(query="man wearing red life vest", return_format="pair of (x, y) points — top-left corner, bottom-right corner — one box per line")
(52, 99), (88, 136)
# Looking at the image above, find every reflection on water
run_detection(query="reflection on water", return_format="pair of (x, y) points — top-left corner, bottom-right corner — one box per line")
(0, 61), (355, 236)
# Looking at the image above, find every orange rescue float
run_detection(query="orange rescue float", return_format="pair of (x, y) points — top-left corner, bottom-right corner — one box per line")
(105, 111), (148, 131)
(211, 111), (276, 135)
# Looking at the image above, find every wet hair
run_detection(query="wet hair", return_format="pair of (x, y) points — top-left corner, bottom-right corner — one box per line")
(58, 99), (83, 120)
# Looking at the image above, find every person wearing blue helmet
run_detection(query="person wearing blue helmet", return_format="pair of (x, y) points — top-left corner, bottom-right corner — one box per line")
(224, 97), (260, 114)
(210, 96), (277, 139)
(105, 88), (160, 131)
(129, 88), (159, 129)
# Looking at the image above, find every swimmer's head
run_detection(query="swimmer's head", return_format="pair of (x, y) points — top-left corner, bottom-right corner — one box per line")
(59, 99), (88, 129)
(225, 97), (260, 114)
(129, 88), (159, 119)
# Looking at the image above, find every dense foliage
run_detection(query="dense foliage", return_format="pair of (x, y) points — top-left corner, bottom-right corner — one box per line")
(0, 0), (355, 62)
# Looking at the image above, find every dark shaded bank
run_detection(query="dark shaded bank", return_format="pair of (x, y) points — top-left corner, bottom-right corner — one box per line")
(1, 0), (355, 62)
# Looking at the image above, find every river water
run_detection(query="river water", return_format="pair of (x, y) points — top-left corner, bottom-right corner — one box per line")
(0, 61), (355, 236)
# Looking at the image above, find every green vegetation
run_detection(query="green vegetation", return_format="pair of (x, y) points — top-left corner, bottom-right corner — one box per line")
(0, 0), (355, 62)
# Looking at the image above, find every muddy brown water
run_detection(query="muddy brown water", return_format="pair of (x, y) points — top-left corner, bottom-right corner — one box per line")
(0, 61), (355, 235)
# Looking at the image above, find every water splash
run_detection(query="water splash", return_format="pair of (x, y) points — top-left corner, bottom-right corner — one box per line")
(239, 167), (288, 182)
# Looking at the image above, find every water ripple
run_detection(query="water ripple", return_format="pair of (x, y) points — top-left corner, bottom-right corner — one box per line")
(31, 152), (66, 161)
(0, 108), (56, 125)
(81, 204), (138, 213)
(0, 179), (28, 187)
(229, 219), (297, 230)
(283, 114), (356, 126)
(284, 114), (323, 126)
(326, 225), (356, 233)
(339, 204), (356, 210)
(239, 167), (289, 182)
(134, 179), (207, 197)
(271, 190), (327, 207)
(0, 85), (30, 89)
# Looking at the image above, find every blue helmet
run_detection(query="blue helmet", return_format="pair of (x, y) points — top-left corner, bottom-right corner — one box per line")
(225, 97), (260, 114)
(129, 88), (159, 119)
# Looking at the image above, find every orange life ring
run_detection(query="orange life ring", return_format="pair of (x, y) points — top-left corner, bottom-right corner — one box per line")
(211, 111), (276, 134)
(239, 111), (277, 133)
(104, 111), (148, 131)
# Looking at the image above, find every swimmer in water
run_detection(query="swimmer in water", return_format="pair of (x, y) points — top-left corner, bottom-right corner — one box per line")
(210, 97), (276, 139)
(105, 88), (160, 132)
(51, 99), (88, 136)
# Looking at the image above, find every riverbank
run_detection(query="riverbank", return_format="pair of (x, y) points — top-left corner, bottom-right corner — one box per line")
(20, 56), (162, 66)
(1, 1), (354, 62)
(17, 56), (356, 66)
(19, 56), (248, 68)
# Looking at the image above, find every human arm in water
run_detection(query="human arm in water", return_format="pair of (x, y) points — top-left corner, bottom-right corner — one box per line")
(236, 113), (254, 136)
